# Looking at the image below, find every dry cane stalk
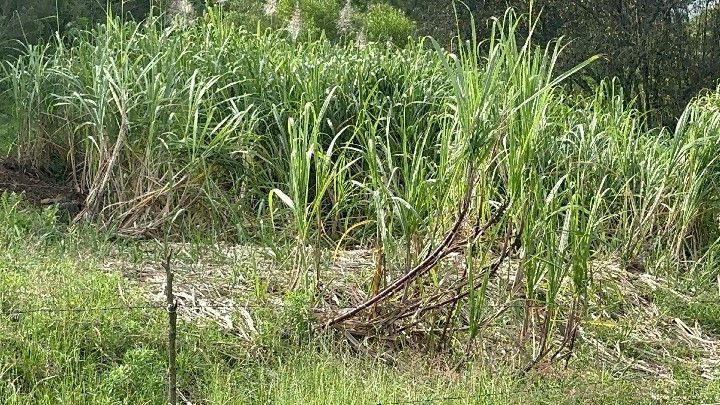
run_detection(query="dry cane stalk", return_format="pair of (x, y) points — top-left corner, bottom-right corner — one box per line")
(326, 196), (508, 327)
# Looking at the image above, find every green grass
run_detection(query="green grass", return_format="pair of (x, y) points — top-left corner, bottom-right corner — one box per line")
(655, 290), (720, 335)
(1, 4), (720, 403)
(0, 102), (13, 157)
(1, 193), (719, 404)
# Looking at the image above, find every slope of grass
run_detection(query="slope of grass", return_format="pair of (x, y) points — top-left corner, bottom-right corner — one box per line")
(2, 5), (718, 318)
(1, 194), (719, 404)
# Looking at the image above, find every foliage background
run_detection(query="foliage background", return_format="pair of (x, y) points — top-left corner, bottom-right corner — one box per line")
(1, 1), (719, 127)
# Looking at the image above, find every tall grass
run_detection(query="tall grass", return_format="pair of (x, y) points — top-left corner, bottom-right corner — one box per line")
(2, 4), (719, 351)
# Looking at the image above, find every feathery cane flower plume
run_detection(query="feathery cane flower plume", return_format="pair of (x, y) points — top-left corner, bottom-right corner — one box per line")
(288, 4), (302, 41)
(356, 30), (367, 48)
(263, 0), (278, 16)
(337, 0), (353, 33)
(170, 0), (196, 26)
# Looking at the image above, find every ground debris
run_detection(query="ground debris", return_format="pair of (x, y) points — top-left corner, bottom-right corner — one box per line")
(98, 240), (720, 378)
(0, 160), (81, 206)
(582, 258), (720, 379)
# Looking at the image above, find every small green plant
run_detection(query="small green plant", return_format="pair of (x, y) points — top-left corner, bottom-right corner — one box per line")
(360, 3), (415, 46)
(100, 347), (165, 401)
(276, 0), (342, 38)
(256, 290), (314, 352)
(0, 192), (60, 245)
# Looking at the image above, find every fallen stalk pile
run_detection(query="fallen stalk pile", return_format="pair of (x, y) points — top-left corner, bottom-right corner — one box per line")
(326, 190), (510, 328)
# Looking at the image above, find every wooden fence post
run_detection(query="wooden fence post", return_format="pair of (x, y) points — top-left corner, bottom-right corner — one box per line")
(163, 251), (177, 405)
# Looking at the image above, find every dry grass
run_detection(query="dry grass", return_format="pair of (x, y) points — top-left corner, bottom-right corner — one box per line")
(96, 239), (720, 383)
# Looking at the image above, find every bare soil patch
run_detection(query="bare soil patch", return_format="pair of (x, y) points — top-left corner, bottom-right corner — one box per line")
(0, 159), (83, 213)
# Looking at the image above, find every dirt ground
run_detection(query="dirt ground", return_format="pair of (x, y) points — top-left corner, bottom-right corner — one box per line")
(0, 160), (82, 207)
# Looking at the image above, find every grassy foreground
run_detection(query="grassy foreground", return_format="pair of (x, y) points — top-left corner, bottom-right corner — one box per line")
(0, 194), (719, 404)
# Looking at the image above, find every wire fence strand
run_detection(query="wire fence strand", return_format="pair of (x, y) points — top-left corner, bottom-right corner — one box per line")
(1, 291), (716, 403)
(0, 303), (273, 316)
(1, 298), (717, 317)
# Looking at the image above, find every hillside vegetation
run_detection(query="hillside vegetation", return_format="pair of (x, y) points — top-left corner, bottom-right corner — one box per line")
(5, 8), (720, 262)
(0, 5), (719, 403)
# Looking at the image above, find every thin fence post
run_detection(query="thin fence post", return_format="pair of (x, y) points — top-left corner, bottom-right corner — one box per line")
(164, 251), (177, 405)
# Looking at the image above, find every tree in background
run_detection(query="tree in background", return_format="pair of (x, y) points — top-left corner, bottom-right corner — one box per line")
(0, 1), (56, 45)
(360, 3), (416, 46)
(0, 1), (152, 49)
(394, 0), (720, 125)
(531, 0), (720, 125)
